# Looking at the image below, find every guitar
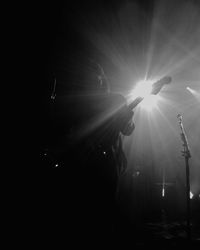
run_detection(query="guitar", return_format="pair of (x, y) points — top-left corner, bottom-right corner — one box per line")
(114, 76), (172, 180)
(128, 76), (172, 111)
(43, 76), (172, 169)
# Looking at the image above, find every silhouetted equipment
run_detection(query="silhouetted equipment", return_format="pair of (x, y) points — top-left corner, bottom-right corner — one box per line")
(177, 114), (192, 240)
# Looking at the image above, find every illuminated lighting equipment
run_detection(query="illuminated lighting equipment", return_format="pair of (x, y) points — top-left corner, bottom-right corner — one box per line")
(133, 80), (153, 98)
(132, 171), (140, 177)
(140, 95), (159, 111)
(136, 171), (140, 176)
(186, 86), (195, 94)
(190, 191), (193, 199)
(162, 187), (165, 197)
(131, 80), (159, 110)
(186, 86), (200, 100)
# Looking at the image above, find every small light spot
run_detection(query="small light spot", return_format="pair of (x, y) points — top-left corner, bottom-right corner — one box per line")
(162, 188), (165, 197)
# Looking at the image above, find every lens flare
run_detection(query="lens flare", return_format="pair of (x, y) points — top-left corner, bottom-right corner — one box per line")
(129, 80), (160, 111)
(140, 95), (159, 111)
(186, 86), (195, 94)
(186, 86), (200, 100)
(133, 80), (153, 98)
(162, 187), (165, 197)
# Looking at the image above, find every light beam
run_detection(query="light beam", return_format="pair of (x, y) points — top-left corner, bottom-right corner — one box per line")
(130, 79), (159, 111)
(133, 80), (153, 98)
(186, 86), (200, 100)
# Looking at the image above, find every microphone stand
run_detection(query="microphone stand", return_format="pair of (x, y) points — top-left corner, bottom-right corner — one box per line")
(177, 114), (191, 241)
(51, 75), (57, 101)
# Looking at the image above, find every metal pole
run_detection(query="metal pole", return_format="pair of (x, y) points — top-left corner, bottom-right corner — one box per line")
(185, 156), (191, 240)
(177, 114), (191, 241)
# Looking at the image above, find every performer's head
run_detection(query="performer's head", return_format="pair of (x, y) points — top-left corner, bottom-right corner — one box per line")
(96, 63), (110, 94)
(86, 59), (110, 94)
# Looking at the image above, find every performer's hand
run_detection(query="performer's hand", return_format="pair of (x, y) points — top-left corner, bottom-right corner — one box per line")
(121, 119), (135, 136)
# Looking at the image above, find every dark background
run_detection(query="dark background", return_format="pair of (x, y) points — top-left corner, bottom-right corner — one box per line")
(16, 0), (200, 247)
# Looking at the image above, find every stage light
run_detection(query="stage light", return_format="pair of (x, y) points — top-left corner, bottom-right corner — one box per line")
(133, 80), (153, 98)
(130, 79), (159, 111)
(162, 187), (165, 197)
(140, 95), (159, 111)
(132, 171), (140, 177)
(186, 86), (200, 101)
(186, 86), (195, 94)
(190, 191), (193, 199)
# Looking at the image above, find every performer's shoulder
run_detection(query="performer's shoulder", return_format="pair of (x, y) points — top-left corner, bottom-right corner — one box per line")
(109, 92), (126, 104)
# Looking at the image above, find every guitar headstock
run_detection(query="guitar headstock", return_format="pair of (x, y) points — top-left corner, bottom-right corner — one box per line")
(151, 76), (172, 95)
(128, 76), (172, 110)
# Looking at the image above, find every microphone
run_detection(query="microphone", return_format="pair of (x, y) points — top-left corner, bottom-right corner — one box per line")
(177, 114), (182, 122)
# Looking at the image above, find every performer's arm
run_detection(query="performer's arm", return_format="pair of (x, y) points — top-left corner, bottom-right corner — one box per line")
(120, 107), (135, 136)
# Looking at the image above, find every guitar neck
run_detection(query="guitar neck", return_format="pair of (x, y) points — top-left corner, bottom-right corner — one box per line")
(128, 96), (144, 110)
(127, 76), (172, 111)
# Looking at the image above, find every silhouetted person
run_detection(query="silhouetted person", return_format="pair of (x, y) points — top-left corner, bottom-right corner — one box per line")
(44, 60), (135, 244)
(63, 61), (135, 241)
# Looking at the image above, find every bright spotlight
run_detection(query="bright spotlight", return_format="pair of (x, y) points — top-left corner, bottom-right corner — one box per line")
(133, 80), (153, 98)
(130, 80), (159, 110)
(140, 95), (159, 111)
(162, 187), (165, 197)
(129, 76), (171, 111)
(186, 86), (195, 94)
(190, 191), (193, 199)
(186, 86), (200, 101)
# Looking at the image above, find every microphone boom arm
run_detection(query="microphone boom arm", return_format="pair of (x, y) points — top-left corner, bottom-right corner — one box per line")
(177, 114), (191, 158)
(177, 114), (192, 241)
